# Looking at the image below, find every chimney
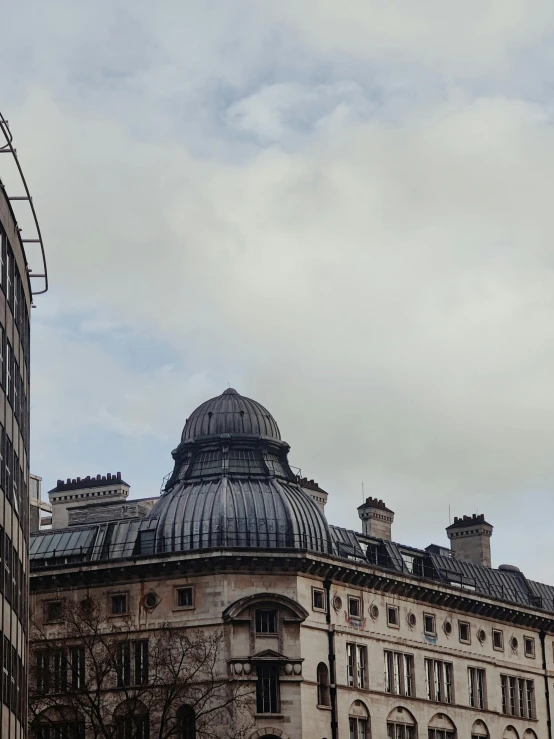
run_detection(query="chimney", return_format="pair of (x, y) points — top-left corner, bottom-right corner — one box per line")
(357, 497), (394, 540)
(446, 514), (493, 568)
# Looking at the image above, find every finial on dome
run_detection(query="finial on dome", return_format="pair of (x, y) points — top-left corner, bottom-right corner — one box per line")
(223, 388), (238, 395)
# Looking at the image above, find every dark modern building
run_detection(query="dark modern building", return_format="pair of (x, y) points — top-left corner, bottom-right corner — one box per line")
(0, 113), (47, 739)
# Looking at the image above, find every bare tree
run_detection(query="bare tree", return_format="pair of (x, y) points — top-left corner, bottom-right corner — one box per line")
(29, 596), (254, 739)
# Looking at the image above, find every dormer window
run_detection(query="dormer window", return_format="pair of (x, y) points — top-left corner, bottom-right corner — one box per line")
(256, 610), (277, 634)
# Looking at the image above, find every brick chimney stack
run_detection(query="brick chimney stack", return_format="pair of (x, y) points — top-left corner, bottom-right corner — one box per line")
(357, 497), (394, 540)
(446, 514), (493, 568)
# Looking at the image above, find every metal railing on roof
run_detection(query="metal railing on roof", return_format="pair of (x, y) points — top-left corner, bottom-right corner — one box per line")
(0, 111), (48, 296)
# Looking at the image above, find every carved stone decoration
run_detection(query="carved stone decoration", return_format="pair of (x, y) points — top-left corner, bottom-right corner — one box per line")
(510, 635), (519, 652)
(284, 663), (293, 675)
(477, 628), (486, 644)
(293, 663), (302, 675)
(142, 591), (160, 611)
(332, 594), (342, 613)
(369, 603), (379, 620)
(243, 663), (252, 675)
(406, 611), (416, 629)
(443, 619), (453, 636)
(234, 663), (243, 675)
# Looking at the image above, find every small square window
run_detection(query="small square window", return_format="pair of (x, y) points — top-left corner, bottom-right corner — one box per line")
(387, 605), (399, 628)
(493, 629), (504, 651)
(424, 613), (436, 635)
(45, 600), (63, 623)
(110, 594), (128, 615)
(459, 621), (471, 644)
(256, 610), (277, 634)
(524, 636), (536, 658)
(348, 597), (361, 618)
(312, 588), (326, 611)
(176, 586), (194, 609)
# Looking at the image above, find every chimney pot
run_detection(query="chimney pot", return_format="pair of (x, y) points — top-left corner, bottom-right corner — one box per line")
(117, 471), (121, 479)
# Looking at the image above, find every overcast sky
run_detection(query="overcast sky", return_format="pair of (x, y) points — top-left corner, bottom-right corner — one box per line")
(2, 1), (554, 581)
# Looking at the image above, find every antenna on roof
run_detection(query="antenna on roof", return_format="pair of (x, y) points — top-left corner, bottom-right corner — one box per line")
(361, 480), (365, 502)
(449, 505), (451, 525)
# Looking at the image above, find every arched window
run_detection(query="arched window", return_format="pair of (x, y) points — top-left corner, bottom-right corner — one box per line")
(503, 728), (519, 739)
(471, 719), (489, 738)
(113, 699), (149, 739)
(387, 706), (416, 738)
(523, 731), (538, 739)
(32, 707), (84, 739)
(349, 700), (370, 739)
(428, 713), (456, 739)
(317, 662), (331, 707)
(177, 705), (195, 739)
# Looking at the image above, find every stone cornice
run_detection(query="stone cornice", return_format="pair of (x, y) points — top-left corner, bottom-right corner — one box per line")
(30, 548), (554, 631)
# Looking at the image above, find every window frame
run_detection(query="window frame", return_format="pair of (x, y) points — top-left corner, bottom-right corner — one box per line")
(346, 642), (368, 690)
(424, 658), (454, 704)
(524, 635), (536, 659)
(387, 604), (400, 629)
(458, 620), (471, 644)
(468, 666), (487, 709)
(110, 593), (129, 616)
(256, 663), (280, 714)
(44, 599), (63, 624)
(312, 587), (326, 612)
(493, 628), (504, 651)
(175, 586), (195, 610)
(500, 673), (535, 719)
(255, 609), (278, 635)
(348, 596), (361, 619)
(423, 612), (436, 636)
(384, 649), (414, 697)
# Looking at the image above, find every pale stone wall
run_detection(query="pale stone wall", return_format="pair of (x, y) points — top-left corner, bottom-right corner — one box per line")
(31, 566), (551, 739)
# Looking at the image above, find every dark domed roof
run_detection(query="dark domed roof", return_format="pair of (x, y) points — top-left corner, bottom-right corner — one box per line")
(139, 389), (332, 556)
(145, 476), (331, 553)
(181, 388), (281, 442)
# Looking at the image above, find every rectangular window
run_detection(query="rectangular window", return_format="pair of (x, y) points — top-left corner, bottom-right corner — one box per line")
(256, 663), (279, 714)
(424, 613), (436, 635)
(424, 659), (453, 703)
(45, 600), (63, 623)
(500, 675), (535, 719)
(458, 621), (470, 644)
(116, 640), (149, 687)
(349, 718), (368, 739)
(70, 647), (85, 690)
(524, 636), (535, 658)
(176, 587), (194, 608)
(387, 605), (399, 627)
(346, 643), (368, 689)
(468, 667), (486, 709)
(348, 596), (361, 618)
(428, 731), (455, 739)
(356, 645), (366, 689)
(384, 650), (414, 697)
(388, 725), (415, 739)
(312, 588), (326, 611)
(110, 594), (128, 615)
(256, 610), (277, 634)
(35, 648), (70, 694)
(493, 629), (504, 651)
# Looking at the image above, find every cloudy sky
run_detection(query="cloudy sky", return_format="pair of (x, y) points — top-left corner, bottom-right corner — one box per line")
(2, 0), (554, 580)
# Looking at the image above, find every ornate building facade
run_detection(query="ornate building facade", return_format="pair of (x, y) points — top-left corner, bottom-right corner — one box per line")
(30, 389), (554, 739)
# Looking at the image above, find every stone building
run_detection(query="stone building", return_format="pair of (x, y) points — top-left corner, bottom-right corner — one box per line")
(29, 389), (554, 739)
(0, 113), (47, 739)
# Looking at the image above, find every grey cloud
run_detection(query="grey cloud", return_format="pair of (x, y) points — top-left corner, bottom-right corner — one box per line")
(4, 2), (554, 582)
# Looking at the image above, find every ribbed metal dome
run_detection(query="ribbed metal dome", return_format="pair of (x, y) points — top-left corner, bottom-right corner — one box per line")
(145, 476), (331, 553)
(181, 388), (281, 442)
(138, 389), (332, 555)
